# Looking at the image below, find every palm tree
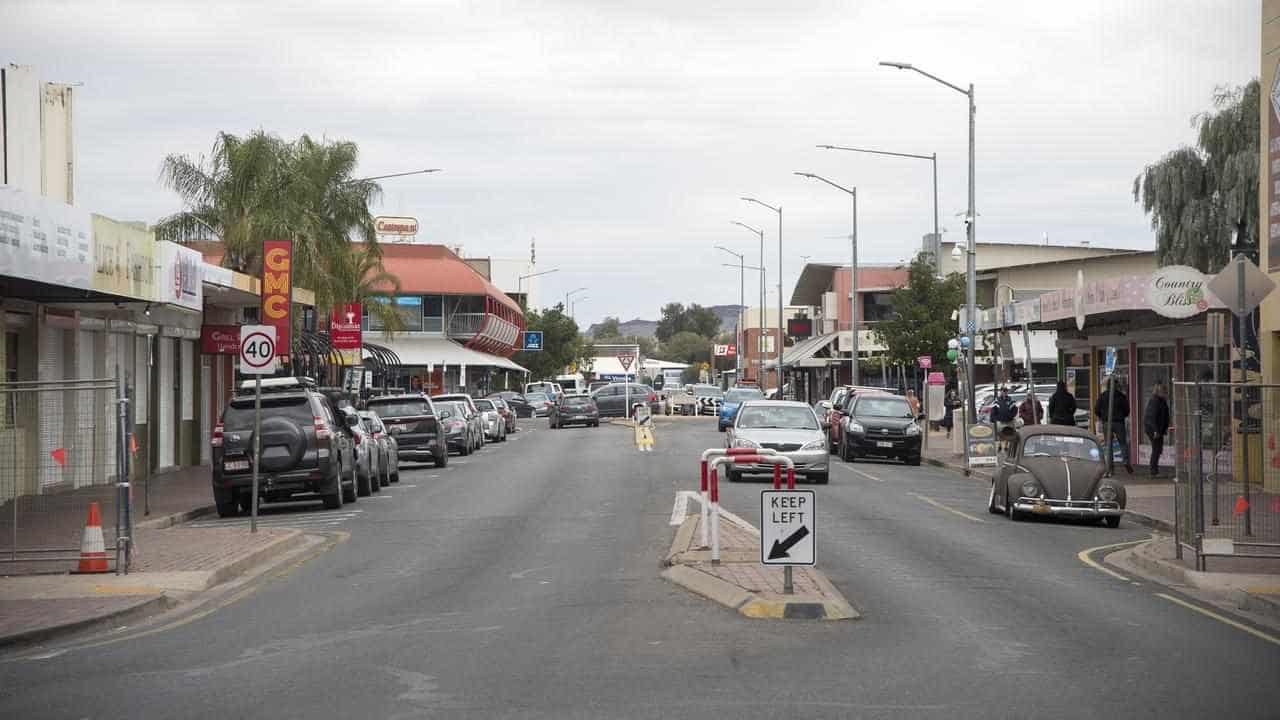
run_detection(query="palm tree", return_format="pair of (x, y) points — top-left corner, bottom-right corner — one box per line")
(1134, 80), (1259, 272)
(330, 245), (405, 338)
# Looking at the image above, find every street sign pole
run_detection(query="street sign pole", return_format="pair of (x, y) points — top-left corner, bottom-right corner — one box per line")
(239, 325), (277, 534)
(1238, 258), (1251, 536)
(252, 377), (261, 533)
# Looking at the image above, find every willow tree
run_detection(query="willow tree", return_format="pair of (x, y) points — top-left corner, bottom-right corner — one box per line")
(1133, 80), (1259, 272)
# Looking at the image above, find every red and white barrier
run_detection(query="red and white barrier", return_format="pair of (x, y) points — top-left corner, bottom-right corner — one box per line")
(701, 450), (794, 564)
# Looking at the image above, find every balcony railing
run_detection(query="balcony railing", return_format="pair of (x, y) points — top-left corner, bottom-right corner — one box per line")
(447, 313), (487, 339)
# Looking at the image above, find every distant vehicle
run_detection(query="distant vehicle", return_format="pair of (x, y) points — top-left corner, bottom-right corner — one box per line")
(367, 394), (448, 468)
(358, 410), (399, 486)
(436, 400), (483, 455)
(550, 395), (600, 428)
(212, 377), (358, 516)
(525, 381), (562, 400)
(591, 383), (659, 417)
(488, 391), (534, 418)
(587, 380), (611, 395)
(489, 397), (518, 433)
(725, 400), (828, 484)
(525, 391), (554, 417)
(691, 384), (724, 416)
(556, 373), (587, 397)
(838, 392), (922, 465)
(432, 394), (484, 448)
(988, 425), (1125, 527)
(718, 387), (765, 431)
(473, 398), (508, 442)
(344, 409), (382, 497)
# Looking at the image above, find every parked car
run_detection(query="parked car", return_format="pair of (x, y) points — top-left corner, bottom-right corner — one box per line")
(525, 381), (562, 401)
(550, 395), (600, 428)
(358, 410), (400, 485)
(591, 382), (659, 417)
(830, 386), (892, 454)
(489, 397), (518, 433)
(343, 408), (381, 497)
(838, 392), (922, 465)
(473, 398), (508, 442)
(725, 400), (828, 484)
(588, 380), (611, 395)
(436, 400), (483, 455)
(719, 387), (765, 431)
(433, 394), (484, 448)
(488, 391), (533, 418)
(525, 391), (554, 417)
(211, 377), (358, 517)
(366, 394), (448, 468)
(987, 425), (1126, 527)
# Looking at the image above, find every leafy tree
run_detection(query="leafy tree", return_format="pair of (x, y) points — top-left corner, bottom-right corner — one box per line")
(594, 316), (621, 338)
(687, 304), (721, 338)
(655, 303), (689, 342)
(872, 252), (964, 370)
(655, 302), (721, 342)
(513, 304), (590, 380)
(662, 331), (712, 365)
(1133, 80), (1259, 272)
(155, 130), (382, 312)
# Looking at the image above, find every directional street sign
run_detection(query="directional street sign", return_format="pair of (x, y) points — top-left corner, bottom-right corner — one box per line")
(1208, 254), (1277, 318)
(617, 351), (635, 371)
(239, 325), (277, 375)
(522, 331), (544, 351)
(760, 490), (815, 566)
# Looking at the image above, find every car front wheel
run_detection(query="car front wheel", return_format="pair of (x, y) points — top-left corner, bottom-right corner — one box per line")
(1104, 515), (1121, 528)
(987, 482), (1002, 514)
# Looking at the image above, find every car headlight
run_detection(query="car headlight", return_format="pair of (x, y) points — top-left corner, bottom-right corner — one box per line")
(847, 421), (865, 434)
(904, 423), (921, 436)
(734, 438), (759, 449)
(800, 439), (826, 451)
(1096, 485), (1119, 502)
(1020, 479), (1042, 498)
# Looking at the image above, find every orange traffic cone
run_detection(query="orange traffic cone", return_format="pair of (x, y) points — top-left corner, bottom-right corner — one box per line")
(76, 502), (110, 573)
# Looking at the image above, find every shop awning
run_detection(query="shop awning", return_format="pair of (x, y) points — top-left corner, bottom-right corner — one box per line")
(375, 335), (527, 373)
(767, 332), (840, 369)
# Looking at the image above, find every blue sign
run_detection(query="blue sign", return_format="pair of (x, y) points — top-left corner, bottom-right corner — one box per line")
(1104, 346), (1116, 376)
(522, 331), (544, 351)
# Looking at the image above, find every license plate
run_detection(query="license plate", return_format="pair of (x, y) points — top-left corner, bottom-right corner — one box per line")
(876, 441), (894, 448)
(224, 459), (250, 471)
(1032, 503), (1051, 514)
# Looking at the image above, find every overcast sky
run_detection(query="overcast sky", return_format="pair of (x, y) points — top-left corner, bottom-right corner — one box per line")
(4, 0), (1259, 327)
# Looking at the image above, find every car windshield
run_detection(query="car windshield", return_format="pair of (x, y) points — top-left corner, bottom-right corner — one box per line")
(725, 389), (764, 403)
(692, 386), (722, 397)
(366, 399), (433, 417)
(437, 401), (466, 417)
(474, 400), (495, 411)
(1022, 434), (1102, 461)
(358, 413), (384, 432)
(224, 396), (312, 431)
(526, 392), (549, 402)
(736, 405), (819, 430)
(562, 396), (592, 407)
(855, 397), (913, 418)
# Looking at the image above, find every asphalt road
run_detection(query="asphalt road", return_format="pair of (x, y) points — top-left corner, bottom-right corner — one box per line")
(2, 417), (1278, 719)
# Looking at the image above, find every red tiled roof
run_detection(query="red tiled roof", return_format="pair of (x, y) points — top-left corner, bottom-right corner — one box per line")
(192, 241), (521, 314)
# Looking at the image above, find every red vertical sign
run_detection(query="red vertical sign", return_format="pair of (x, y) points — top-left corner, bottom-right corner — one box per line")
(261, 240), (293, 358)
(330, 302), (362, 364)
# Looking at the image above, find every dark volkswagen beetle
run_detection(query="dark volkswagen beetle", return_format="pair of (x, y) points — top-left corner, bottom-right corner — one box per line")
(987, 425), (1126, 527)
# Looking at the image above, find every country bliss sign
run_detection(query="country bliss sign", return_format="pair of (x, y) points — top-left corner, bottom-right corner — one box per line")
(1147, 265), (1210, 319)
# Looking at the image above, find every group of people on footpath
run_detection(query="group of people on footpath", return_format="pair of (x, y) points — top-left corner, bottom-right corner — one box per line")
(978, 378), (1171, 477)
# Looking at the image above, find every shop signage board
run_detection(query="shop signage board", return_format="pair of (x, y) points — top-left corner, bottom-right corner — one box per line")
(1207, 255), (1276, 317)
(1147, 265), (1210, 319)
(713, 344), (737, 357)
(261, 240), (293, 358)
(91, 215), (155, 301)
(522, 330), (544, 351)
(760, 490), (815, 565)
(330, 302), (362, 365)
(200, 324), (241, 354)
(0, 185), (93, 290)
(155, 241), (203, 311)
(966, 423), (997, 467)
(374, 216), (418, 236)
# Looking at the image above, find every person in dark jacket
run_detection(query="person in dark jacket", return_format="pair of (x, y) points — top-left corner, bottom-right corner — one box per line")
(991, 388), (1018, 449)
(1047, 381), (1077, 426)
(1143, 382), (1171, 477)
(1018, 393), (1042, 426)
(1095, 380), (1132, 474)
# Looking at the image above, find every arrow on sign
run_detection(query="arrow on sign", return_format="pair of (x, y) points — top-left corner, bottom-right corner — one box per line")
(767, 526), (810, 560)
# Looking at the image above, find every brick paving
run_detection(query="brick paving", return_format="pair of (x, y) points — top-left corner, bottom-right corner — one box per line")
(130, 525), (296, 573)
(0, 596), (160, 644)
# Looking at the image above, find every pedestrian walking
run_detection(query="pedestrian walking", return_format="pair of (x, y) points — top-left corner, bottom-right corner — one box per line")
(1047, 381), (1077, 426)
(1095, 380), (1133, 475)
(941, 387), (958, 438)
(1018, 393), (1042, 426)
(991, 388), (1018, 449)
(1143, 382), (1171, 477)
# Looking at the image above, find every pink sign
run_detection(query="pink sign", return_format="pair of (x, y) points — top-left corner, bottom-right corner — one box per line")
(927, 372), (946, 385)
(917, 355), (932, 369)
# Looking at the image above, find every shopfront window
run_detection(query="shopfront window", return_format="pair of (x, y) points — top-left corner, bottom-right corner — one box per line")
(424, 295), (444, 333)
(366, 296), (424, 332)
(1136, 346), (1175, 453)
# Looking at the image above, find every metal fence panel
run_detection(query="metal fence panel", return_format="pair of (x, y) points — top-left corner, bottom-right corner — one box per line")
(1173, 381), (1280, 569)
(0, 378), (131, 573)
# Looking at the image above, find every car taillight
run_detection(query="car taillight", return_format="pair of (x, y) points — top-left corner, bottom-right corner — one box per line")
(313, 415), (332, 440)
(648, 393), (657, 402)
(211, 422), (224, 448)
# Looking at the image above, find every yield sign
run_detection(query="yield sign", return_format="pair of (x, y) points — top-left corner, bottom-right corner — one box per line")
(1208, 255), (1277, 317)
(616, 352), (635, 371)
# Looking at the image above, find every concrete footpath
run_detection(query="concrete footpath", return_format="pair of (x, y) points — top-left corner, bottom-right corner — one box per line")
(662, 502), (858, 621)
(0, 522), (317, 650)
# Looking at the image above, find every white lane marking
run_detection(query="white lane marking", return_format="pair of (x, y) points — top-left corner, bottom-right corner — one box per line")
(399, 484), (418, 488)
(1076, 539), (1144, 582)
(908, 492), (986, 523)
(1157, 593), (1280, 647)
(670, 491), (697, 526)
(510, 565), (554, 580)
(370, 495), (395, 499)
(840, 463), (884, 482)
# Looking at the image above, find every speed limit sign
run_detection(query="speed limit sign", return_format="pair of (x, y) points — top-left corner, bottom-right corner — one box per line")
(239, 325), (278, 375)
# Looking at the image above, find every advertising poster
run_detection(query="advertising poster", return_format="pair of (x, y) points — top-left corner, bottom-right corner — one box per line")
(967, 423), (998, 467)
(330, 302), (362, 365)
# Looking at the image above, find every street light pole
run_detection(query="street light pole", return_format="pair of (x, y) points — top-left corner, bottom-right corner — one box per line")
(517, 268), (560, 309)
(732, 222), (766, 386)
(565, 287), (587, 315)
(881, 60), (977, 469)
(716, 246), (748, 381)
(794, 173), (858, 385)
(817, 144), (938, 271)
(743, 198), (783, 396)
(352, 168), (442, 183)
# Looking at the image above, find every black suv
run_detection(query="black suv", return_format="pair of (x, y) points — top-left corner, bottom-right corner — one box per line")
(211, 377), (359, 517)
(366, 394), (448, 467)
(837, 392), (923, 465)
